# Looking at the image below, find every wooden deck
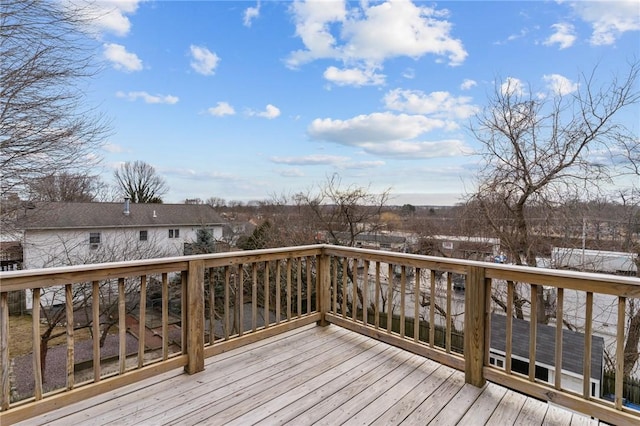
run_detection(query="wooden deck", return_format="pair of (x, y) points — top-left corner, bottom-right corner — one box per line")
(17, 324), (603, 426)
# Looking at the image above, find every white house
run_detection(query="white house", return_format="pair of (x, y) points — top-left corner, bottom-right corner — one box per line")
(552, 247), (637, 276)
(18, 200), (226, 307)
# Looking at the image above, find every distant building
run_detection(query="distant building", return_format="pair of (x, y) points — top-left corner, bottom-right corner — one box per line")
(0, 241), (22, 271)
(428, 235), (501, 261)
(490, 313), (604, 398)
(552, 247), (637, 276)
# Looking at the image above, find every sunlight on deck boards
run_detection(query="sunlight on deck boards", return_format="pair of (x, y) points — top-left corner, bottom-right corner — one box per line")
(17, 324), (602, 426)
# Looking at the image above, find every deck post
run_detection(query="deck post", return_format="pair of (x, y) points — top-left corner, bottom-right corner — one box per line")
(464, 265), (486, 387)
(317, 250), (331, 326)
(185, 260), (205, 374)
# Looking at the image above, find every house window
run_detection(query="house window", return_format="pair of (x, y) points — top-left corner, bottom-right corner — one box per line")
(139, 230), (148, 241)
(89, 232), (101, 245)
(169, 229), (180, 239)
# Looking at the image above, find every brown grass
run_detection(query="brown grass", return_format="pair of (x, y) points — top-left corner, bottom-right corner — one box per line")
(9, 315), (94, 358)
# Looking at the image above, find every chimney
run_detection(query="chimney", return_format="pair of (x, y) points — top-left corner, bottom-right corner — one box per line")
(124, 197), (130, 216)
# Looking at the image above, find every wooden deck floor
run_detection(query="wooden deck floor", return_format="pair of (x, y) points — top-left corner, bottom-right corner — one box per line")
(18, 324), (602, 426)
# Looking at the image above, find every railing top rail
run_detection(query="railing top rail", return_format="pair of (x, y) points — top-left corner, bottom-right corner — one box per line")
(2, 244), (638, 296)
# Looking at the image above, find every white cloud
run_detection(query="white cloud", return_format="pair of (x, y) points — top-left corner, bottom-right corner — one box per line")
(384, 89), (478, 120)
(543, 74), (578, 96)
(249, 104), (281, 119)
(308, 112), (447, 145)
(323, 66), (385, 86)
(102, 143), (125, 153)
(500, 77), (526, 97)
(571, 1), (640, 45)
(116, 91), (179, 104)
(287, 0), (467, 69)
(207, 102), (236, 117)
(244, 2), (261, 27)
(460, 79), (477, 90)
(103, 43), (143, 72)
(359, 139), (470, 159)
(270, 155), (350, 165)
(189, 45), (220, 76)
(271, 155), (384, 169)
(277, 168), (305, 177)
(74, 0), (143, 37)
(543, 22), (576, 49)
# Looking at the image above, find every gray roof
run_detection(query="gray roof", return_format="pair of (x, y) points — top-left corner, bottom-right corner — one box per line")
(19, 202), (225, 230)
(490, 313), (604, 379)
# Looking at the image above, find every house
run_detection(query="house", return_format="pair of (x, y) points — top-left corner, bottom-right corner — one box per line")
(489, 313), (605, 398)
(18, 200), (226, 307)
(19, 200), (227, 269)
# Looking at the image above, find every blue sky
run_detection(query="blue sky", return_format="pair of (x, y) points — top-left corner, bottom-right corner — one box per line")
(85, 0), (640, 205)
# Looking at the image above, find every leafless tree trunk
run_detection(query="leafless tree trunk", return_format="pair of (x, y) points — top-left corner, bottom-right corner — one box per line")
(113, 161), (169, 203)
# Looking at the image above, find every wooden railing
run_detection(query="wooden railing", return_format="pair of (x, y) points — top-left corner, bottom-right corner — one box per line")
(1, 245), (639, 425)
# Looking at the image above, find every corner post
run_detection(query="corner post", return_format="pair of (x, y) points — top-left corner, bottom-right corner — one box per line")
(464, 265), (487, 387)
(185, 259), (205, 374)
(317, 250), (331, 326)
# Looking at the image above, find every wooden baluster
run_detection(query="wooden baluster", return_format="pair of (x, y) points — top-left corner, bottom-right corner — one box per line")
(209, 268), (215, 344)
(275, 261), (281, 324)
(181, 271), (187, 354)
(529, 284), (538, 382)
(583, 291), (593, 399)
(374, 262), (381, 330)
(264, 261), (270, 329)
(446, 272), (452, 353)
(224, 266), (230, 339)
(65, 284), (74, 390)
(238, 265), (244, 336)
(615, 296), (626, 410)
(252, 263), (258, 332)
(400, 266), (406, 338)
(554, 288), (564, 390)
(0, 292), (9, 410)
(297, 258), (302, 318)
(92, 281), (101, 381)
(387, 263), (393, 333)
(343, 258), (349, 319)
(352, 259), (358, 323)
(32, 288), (43, 400)
(162, 273), (169, 360)
(414, 268), (420, 343)
(286, 259), (292, 321)
(118, 278), (126, 374)
(138, 275), (146, 368)
(363, 260), (369, 326)
(429, 270), (436, 347)
(506, 281), (514, 374)
(332, 257), (338, 314)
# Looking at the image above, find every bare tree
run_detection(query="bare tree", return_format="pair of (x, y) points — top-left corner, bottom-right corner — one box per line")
(26, 172), (107, 202)
(466, 64), (640, 382)
(0, 0), (110, 199)
(113, 161), (168, 203)
(295, 173), (391, 247)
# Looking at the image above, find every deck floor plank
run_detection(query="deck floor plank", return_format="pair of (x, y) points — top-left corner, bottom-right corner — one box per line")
(14, 324), (611, 426)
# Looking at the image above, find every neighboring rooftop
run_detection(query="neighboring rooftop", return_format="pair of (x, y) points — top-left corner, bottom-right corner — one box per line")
(18, 201), (226, 230)
(490, 313), (604, 379)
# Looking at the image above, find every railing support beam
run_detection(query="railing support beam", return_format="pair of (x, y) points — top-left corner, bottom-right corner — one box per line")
(185, 260), (205, 374)
(464, 265), (486, 387)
